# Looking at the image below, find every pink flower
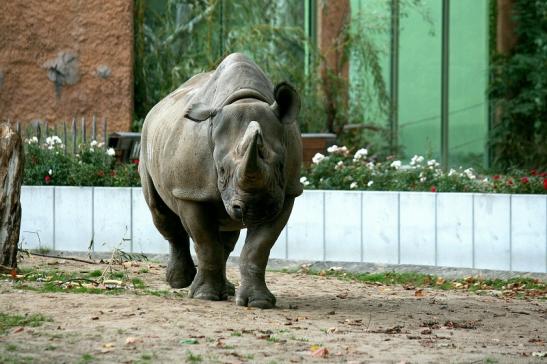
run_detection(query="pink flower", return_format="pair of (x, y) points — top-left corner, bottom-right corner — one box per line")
(520, 177), (529, 184)
(430, 186), (437, 192)
(44, 175), (51, 184)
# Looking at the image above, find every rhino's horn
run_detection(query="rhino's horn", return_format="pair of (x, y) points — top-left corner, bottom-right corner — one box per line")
(238, 122), (265, 188)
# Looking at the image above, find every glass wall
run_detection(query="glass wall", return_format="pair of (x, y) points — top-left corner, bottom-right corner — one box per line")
(349, 0), (489, 167)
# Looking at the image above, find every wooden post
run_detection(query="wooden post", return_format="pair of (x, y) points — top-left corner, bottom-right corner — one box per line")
(0, 123), (24, 271)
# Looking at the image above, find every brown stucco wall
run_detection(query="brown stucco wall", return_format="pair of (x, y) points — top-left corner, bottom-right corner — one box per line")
(0, 1), (133, 133)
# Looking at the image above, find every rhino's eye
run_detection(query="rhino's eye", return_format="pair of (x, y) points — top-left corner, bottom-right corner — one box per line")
(219, 167), (225, 175)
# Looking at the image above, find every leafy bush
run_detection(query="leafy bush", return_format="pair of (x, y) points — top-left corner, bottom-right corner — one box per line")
(23, 136), (141, 187)
(489, 0), (547, 169)
(301, 146), (547, 194)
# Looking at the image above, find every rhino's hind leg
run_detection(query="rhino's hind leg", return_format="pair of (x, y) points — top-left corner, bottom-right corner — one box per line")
(220, 231), (240, 296)
(141, 170), (196, 288)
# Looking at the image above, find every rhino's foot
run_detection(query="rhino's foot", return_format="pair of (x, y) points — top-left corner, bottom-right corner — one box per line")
(166, 261), (196, 289)
(189, 271), (228, 301)
(236, 285), (276, 309)
(225, 279), (236, 296)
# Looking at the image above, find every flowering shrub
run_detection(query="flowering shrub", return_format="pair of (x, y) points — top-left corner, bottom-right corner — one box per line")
(24, 136), (141, 187)
(301, 145), (547, 194)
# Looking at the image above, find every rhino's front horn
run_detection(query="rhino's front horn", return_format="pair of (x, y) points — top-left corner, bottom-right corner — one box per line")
(238, 122), (265, 189)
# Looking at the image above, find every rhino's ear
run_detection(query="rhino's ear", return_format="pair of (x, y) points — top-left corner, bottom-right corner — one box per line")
(271, 82), (300, 124)
(185, 103), (217, 122)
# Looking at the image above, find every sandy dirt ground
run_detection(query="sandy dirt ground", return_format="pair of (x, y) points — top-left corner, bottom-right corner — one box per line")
(0, 256), (545, 364)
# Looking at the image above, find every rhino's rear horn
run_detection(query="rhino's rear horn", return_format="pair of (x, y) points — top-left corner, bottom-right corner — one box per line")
(271, 82), (300, 124)
(185, 102), (218, 122)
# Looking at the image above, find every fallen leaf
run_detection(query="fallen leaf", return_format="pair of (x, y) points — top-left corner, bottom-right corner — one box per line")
(125, 337), (142, 345)
(326, 327), (337, 334)
(10, 268), (17, 279)
(436, 277), (446, 285)
(311, 347), (329, 358)
(12, 327), (24, 334)
(180, 338), (199, 345)
(415, 289), (425, 297)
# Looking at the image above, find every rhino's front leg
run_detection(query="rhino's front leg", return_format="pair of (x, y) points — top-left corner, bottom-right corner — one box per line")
(177, 201), (228, 301)
(237, 198), (294, 309)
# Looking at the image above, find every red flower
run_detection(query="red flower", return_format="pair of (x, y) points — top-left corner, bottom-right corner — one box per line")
(132, 159), (140, 165)
(530, 169), (537, 176)
(97, 170), (105, 177)
(541, 172), (547, 177)
(520, 177), (529, 184)
(493, 175), (500, 180)
(507, 179), (514, 186)
(544, 178), (547, 190)
(44, 175), (51, 184)
(430, 186), (437, 192)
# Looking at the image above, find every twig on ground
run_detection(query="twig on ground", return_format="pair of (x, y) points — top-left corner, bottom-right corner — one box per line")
(27, 252), (98, 265)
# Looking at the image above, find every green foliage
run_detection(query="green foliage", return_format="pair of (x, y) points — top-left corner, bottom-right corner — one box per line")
(0, 312), (51, 335)
(23, 137), (141, 187)
(301, 145), (547, 194)
(489, 0), (547, 169)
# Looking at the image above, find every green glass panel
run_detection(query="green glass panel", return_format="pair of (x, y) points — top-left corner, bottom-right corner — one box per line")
(349, 0), (392, 148)
(398, 0), (442, 160)
(448, 0), (489, 168)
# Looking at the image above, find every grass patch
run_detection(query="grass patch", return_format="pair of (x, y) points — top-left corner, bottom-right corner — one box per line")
(78, 353), (95, 364)
(185, 350), (202, 363)
(0, 312), (51, 334)
(5, 268), (144, 295)
(280, 268), (546, 299)
(230, 331), (242, 337)
(0, 353), (34, 364)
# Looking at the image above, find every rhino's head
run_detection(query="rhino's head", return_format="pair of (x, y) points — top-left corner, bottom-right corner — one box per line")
(186, 83), (300, 226)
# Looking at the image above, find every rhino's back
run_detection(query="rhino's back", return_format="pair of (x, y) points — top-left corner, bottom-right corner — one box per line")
(141, 70), (219, 209)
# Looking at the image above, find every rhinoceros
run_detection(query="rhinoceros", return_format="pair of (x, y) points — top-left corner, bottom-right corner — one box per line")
(139, 53), (303, 308)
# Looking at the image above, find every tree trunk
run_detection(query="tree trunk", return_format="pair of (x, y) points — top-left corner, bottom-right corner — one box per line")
(0, 122), (24, 270)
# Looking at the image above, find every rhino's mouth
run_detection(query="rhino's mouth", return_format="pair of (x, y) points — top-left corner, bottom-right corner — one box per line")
(226, 196), (281, 227)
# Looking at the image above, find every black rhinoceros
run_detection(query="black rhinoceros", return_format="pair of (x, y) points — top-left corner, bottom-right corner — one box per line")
(139, 53), (303, 308)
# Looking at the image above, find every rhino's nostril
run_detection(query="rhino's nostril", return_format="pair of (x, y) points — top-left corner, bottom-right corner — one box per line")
(232, 204), (243, 219)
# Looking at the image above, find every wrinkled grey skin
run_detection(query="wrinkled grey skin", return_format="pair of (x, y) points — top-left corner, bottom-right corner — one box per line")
(139, 53), (303, 309)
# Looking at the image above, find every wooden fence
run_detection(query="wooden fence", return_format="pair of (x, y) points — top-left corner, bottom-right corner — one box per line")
(2, 116), (108, 155)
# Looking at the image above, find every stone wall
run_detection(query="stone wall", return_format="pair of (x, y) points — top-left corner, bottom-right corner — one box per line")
(0, 0), (133, 133)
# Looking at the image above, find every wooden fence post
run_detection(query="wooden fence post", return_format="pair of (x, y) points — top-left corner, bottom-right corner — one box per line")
(0, 122), (24, 271)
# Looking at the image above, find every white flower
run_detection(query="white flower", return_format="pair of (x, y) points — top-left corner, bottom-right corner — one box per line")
(390, 160), (402, 170)
(299, 176), (310, 186)
(367, 180), (374, 187)
(410, 155), (424, 166)
(327, 145), (339, 153)
(31, 136), (38, 144)
(427, 159), (440, 168)
(448, 168), (457, 176)
(106, 147), (116, 156)
(463, 168), (476, 180)
(90, 140), (98, 147)
(366, 162), (375, 170)
(350, 182), (358, 189)
(45, 136), (52, 145)
(334, 161), (344, 170)
(52, 136), (62, 144)
(48, 169), (52, 175)
(89, 147), (94, 152)
(327, 145), (349, 156)
(97, 142), (104, 148)
(353, 148), (368, 162)
(420, 176), (427, 182)
(312, 153), (325, 164)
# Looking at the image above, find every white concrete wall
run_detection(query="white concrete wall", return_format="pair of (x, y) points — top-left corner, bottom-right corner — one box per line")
(19, 187), (547, 273)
